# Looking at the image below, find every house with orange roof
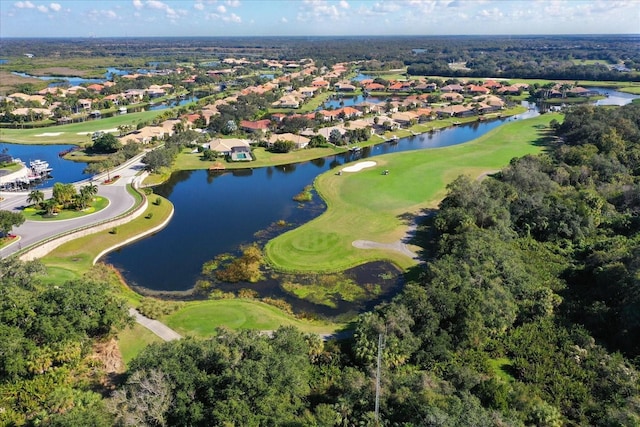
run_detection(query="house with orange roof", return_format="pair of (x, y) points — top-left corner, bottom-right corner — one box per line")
(240, 119), (271, 133)
(364, 82), (385, 91)
(482, 80), (503, 90)
(86, 84), (104, 92)
(311, 79), (330, 88)
(466, 84), (490, 95)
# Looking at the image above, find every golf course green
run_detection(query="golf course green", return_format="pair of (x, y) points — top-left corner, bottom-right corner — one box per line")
(265, 113), (562, 272)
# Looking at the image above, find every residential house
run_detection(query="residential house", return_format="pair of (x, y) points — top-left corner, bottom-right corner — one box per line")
(391, 111), (419, 126)
(334, 82), (356, 92)
(466, 84), (490, 95)
(440, 92), (464, 102)
(414, 82), (437, 92)
(272, 94), (301, 109)
(441, 83), (464, 92)
(436, 104), (474, 118)
(208, 138), (252, 157)
(86, 84), (104, 93)
(240, 119), (271, 133)
(363, 82), (385, 91)
(267, 133), (310, 149)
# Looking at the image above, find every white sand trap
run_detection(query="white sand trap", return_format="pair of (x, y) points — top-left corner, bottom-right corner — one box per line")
(35, 132), (63, 137)
(77, 128), (118, 135)
(342, 161), (377, 173)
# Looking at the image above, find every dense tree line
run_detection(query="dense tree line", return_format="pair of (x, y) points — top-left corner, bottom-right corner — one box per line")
(2, 36), (638, 83)
(0, 259), (131, 426)
(112, 103), (640, 425)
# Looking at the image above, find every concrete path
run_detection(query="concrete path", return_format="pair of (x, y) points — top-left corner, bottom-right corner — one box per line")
(129, 308), (182, 341)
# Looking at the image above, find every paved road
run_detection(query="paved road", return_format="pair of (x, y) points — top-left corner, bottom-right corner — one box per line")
(129, 308), (182, 341)
(0, 156), (146, 258)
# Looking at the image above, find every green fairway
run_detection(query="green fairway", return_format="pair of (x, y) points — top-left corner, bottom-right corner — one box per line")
(265, 113), (562, 272)
(163, 299), (342, 337)
(0, 110), (162, 145)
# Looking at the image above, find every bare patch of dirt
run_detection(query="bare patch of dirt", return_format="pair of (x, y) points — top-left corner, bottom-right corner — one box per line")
(91, 338), (125, 377)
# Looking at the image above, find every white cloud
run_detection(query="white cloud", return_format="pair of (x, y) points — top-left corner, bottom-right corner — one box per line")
(49, 2), (61, 12)
(298, 0), (347, 21)
(14, 1), (35, 8)
(133, 0), (143, 10)
(37, 5), (48, 12)
(339, 0), (350, 8)
(226, 0), (240, 7)
(477, 7), (504, 20)
(217, 4), (226, 13)
(224, 12), (241, 22)
(194, 1), (205, 10)
(88, 8), (119, 21)
(281, 16), (288, 23)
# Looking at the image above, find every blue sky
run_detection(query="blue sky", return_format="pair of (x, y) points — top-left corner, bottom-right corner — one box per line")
(1, 0), (638, 38)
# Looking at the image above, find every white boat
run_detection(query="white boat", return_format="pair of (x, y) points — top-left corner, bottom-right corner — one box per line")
(29, 159), (52, 176)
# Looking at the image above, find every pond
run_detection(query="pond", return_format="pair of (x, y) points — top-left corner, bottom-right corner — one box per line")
(103, 115), (517, 299)
(8, 88), (638, 315)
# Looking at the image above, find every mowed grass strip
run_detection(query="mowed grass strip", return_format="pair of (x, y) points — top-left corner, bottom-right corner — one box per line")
(163, 299), (342, 337)
(265, 114), (562, 273)
(0, 110), (162, 145)
(40, 194), (173, 282)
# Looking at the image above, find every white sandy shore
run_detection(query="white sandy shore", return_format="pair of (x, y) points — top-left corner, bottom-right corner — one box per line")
(341, 160), (377, 172)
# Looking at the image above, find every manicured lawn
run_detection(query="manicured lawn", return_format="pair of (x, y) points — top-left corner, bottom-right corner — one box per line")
(23, 196), (109, 221)
(40, 193), (173, 281)
(265, 113), (562, 273)
(163, 299), (342, 337)
(117, 323), (163, 366)
(0, 110), (162, 145)
(173, 145), (347, 171)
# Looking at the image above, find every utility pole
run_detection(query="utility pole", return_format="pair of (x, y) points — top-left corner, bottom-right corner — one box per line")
(374, 331), (384, 424)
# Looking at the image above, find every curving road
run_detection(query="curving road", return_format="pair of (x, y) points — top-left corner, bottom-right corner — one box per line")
(0, 155), (147, 259)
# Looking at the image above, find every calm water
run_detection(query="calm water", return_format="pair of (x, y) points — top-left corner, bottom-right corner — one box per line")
(0, 143), (90, 187)
(6, 88), (637, 308)
(104, 116), (515, 293)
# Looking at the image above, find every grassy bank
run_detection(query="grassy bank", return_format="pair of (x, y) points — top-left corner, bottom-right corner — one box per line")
(163, 299), (343, 337)
(40, 193), (173, 285)
(265, 113), (562, 272)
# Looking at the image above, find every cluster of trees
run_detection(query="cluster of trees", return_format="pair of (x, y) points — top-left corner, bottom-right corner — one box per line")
(25, 182), (99, 215)
(0, 259), (131, 426)
(142, 129), (205, 172)
(110, 103), (640, 425)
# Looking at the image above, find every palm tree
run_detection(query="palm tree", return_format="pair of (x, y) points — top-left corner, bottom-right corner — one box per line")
(83, 182), (98, 198)
(27, 189), (45, 209)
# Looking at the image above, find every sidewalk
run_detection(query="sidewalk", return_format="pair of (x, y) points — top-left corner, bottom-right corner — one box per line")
(128, 308), (182, 341)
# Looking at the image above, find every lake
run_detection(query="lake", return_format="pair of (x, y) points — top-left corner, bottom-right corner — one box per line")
(103, 115), (517, 295)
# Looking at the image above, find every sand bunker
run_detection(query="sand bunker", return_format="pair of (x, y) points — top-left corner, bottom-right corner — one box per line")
(342, 161), (377, 172)
(35, 132), (63, 137)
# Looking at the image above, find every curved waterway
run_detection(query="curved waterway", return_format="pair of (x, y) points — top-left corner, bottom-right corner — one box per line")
(104, 111), (534, 297)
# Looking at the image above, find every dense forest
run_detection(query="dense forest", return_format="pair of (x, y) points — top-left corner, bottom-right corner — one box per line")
(3, 103), (636, 425)
(1, 35), (638, 82)
(108, 103), (640, 426)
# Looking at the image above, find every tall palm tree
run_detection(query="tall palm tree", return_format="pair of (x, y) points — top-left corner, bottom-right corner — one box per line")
(26, 189), (45, 209)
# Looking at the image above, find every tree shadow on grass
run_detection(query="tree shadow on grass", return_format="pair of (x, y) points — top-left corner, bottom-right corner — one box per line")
(397, 208), (439, 264)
